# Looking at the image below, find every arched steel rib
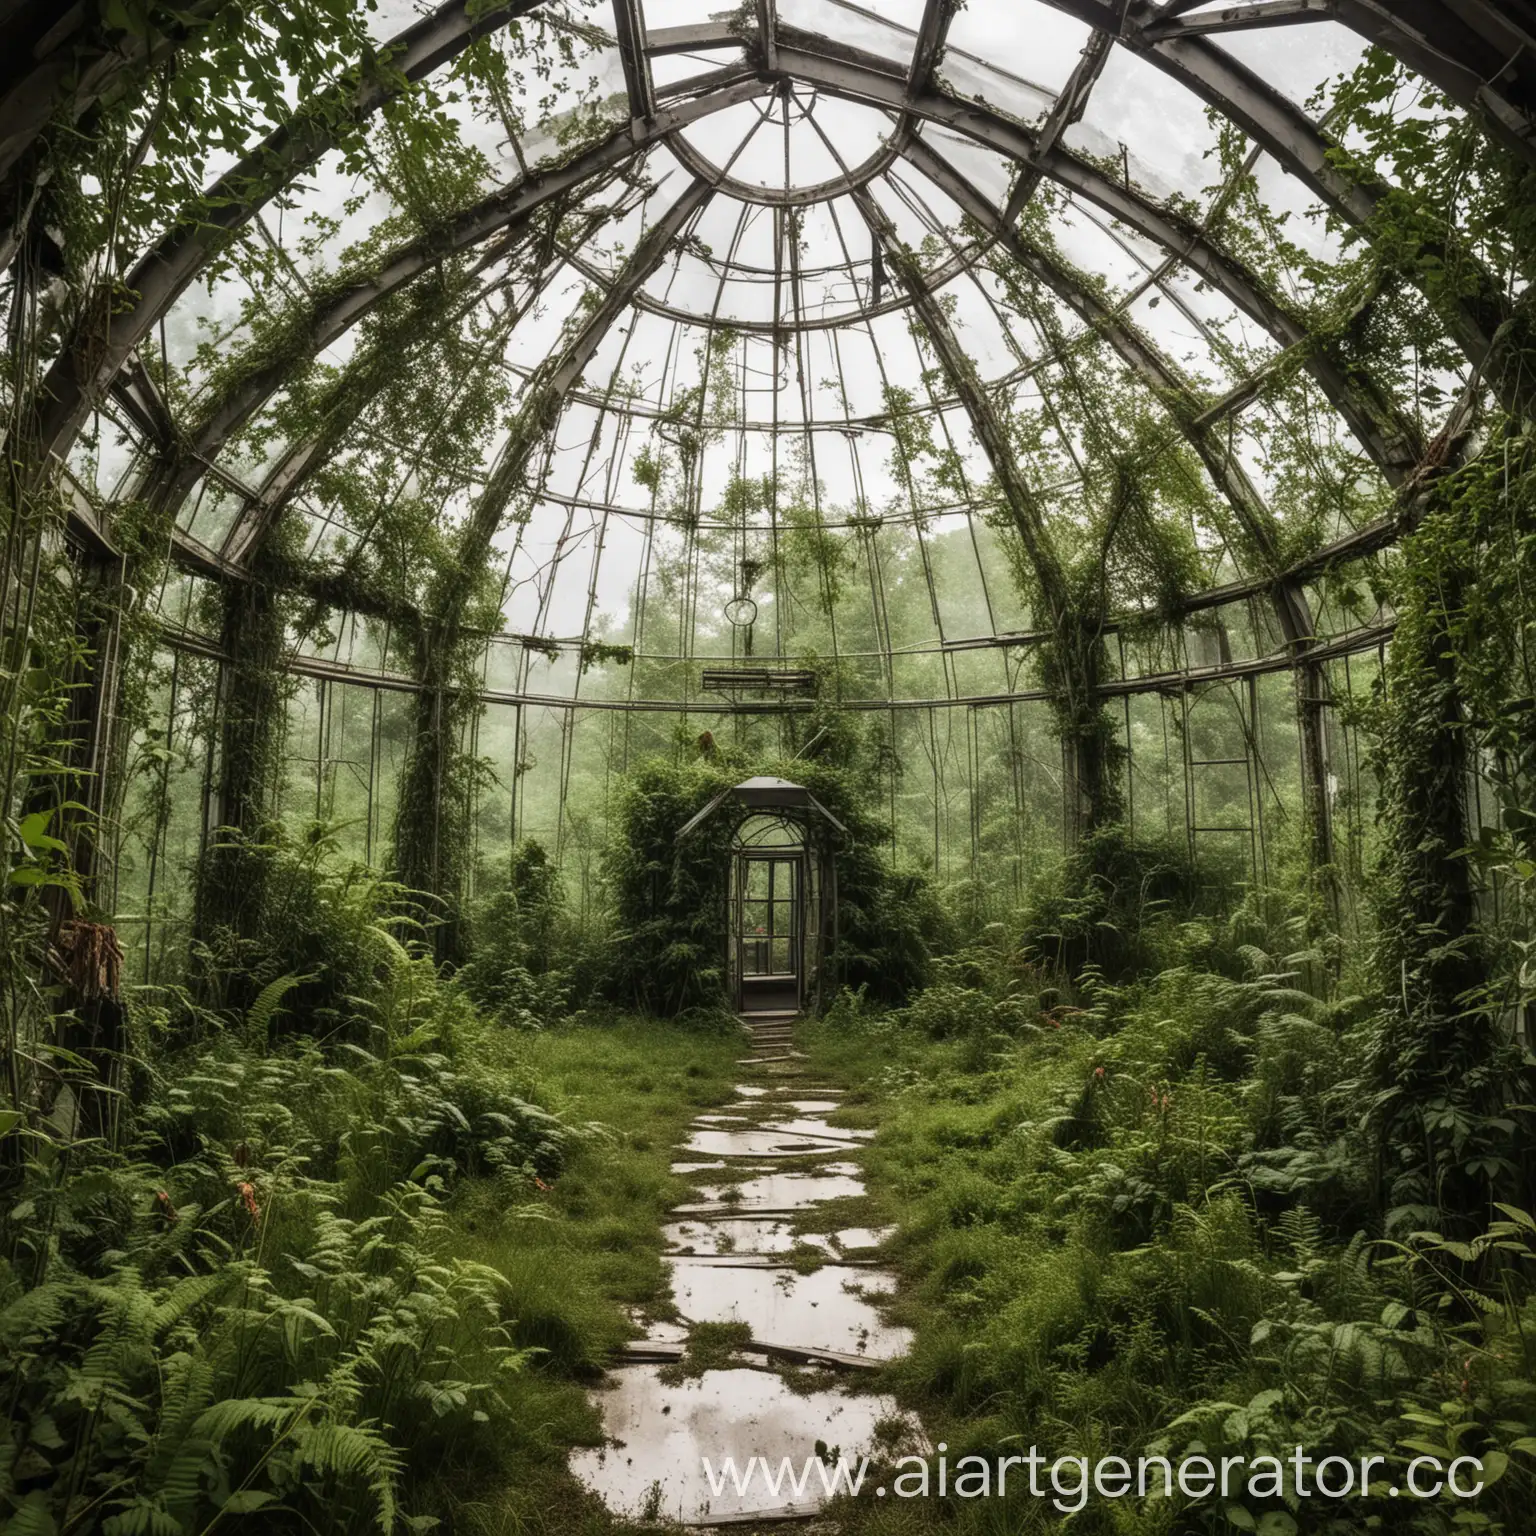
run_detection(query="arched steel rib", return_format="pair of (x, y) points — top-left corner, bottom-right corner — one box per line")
(25, 0), (555, 468)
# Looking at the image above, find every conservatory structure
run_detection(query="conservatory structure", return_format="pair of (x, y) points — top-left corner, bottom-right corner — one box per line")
(6, 0), (1536, 1531)
(0, 0), (1529, 963)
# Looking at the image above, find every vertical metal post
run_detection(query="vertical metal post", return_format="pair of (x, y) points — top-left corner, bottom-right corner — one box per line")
(314, 677), (328, 823)
(1297, 658), (1339, 919)
(1119, 633), (1133, 840)
(365, 685), (381, 866)
(1181, 683), (1195, 867)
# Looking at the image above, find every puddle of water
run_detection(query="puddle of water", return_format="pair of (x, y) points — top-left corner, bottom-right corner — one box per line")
(663, 1217), (799, 1254)
(684, 1128), (851, 1160)
(793, 1226), (894, 1257)
(574, 1053), (918, 1526)
(625, 1312), (691, 1343)
(571, 1365), (907, 1522)
(694, 1168), (865, 1208)
(829, 1226), (895, 1251)
(667, 1259), (911, 1359)
(759, 1117), (875, 1142)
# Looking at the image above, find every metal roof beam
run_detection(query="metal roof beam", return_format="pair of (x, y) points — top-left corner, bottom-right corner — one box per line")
(611, 0), (657, 121)
(127, 78), (756, 535)
(644, 22), (742, 53)
(23, 0), (554, 471)
(1144, 1), (1338, 41)
(906, 0), (955, 98)
(1004, 26), (1114, 223)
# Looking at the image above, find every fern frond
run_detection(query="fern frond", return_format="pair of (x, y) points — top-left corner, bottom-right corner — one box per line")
(290, 1420), (400, 1531)
(245, 974), (307, 1041)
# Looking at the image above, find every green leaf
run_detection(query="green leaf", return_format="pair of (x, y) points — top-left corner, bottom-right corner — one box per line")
(16, 810), (64, 852)
(222, 1491), (278, 1514)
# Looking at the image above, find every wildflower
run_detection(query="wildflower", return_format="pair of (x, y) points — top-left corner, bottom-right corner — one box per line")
(237, 1181), (260, 1222)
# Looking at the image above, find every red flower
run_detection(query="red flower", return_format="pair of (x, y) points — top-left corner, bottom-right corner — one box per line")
(237, 1182), (260, 1222)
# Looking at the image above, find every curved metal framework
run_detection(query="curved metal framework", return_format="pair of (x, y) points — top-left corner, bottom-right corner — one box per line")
(35, 0), (1483, 572)
(3, 0), (1525, 910)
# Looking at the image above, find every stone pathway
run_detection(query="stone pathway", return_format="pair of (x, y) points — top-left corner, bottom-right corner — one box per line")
(570, 1014), (921, 1525)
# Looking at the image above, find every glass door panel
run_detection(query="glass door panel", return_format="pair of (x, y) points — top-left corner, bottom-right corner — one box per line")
(739, 856), (800, 979)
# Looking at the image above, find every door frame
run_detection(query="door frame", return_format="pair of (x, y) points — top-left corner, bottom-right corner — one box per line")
(733, 847), (805, 1013)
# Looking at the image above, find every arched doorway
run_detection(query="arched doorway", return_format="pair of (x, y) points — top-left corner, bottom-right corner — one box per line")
(732, 813), (814, 1016)
(677, 776), (843, 1017)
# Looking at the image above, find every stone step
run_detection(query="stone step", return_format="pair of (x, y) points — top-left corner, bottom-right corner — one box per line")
(684, 1507), (820, 1528)
(659, 1252), (879, 1268)
(613, 1337), (884, 1373)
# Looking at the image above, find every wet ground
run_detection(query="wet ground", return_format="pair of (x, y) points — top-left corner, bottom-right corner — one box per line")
(570, 1017), (921, 1525)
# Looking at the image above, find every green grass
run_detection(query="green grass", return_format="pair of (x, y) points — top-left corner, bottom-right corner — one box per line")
(794, 1008), (1267, 1534)
(793, 955), (1536, 1536)
(659, 1319), (754, 1382)
(435, 1012), (745, 1535)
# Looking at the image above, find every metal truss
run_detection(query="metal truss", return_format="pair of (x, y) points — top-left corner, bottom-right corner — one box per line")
(22, 0), (1521, 730)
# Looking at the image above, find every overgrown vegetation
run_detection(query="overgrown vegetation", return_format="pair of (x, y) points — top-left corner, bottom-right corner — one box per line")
(3, 8), (1536, 1536)
(805, 896), (1536, 1535)
(602, 708), (949, 1016)
(1, 829), (743, 1533)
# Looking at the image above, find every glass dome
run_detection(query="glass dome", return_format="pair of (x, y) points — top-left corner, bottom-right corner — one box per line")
(34, 0), (1526, 942)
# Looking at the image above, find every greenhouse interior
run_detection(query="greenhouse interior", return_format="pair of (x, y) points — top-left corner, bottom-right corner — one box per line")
(3, 0), (1536, 1529)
